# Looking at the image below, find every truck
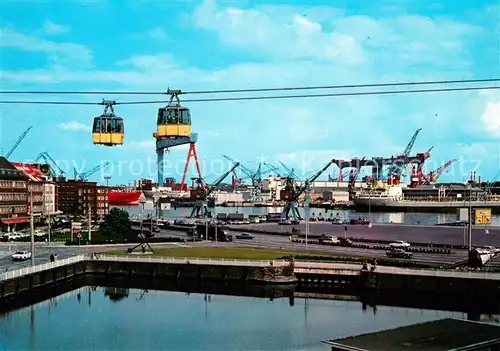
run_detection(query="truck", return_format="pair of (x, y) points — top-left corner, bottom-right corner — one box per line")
(192, 224), (233, 242)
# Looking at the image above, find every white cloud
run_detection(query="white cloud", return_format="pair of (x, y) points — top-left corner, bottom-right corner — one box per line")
(57, 121), (88, 131)
(43, 21), (71, 35)
(193, 2), (364, 65)
(1, 2), (498, 181)
(0, 28), (92, 67)
(481, 101), (500, 136)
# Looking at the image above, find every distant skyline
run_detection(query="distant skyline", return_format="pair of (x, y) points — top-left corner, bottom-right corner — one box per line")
(0, 0), (499, 185)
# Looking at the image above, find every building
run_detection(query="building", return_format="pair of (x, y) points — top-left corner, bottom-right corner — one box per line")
(11, 163), (60, 218)
(134, 178), (155, 191)
(56, 179), (109, 217)
(96, 186), (109, 216)
(43, 183), (57, 215)
(212, 191), (245, 205)
(0, 157), (29, 228)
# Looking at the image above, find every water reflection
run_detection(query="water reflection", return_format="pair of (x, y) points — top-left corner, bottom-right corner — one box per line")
(2, 280), (499, 351)
(104, 287), (130, 302)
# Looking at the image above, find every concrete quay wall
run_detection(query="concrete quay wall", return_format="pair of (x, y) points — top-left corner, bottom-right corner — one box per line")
(1, 257), (500, 303)
(360, 270), (500, 296)
(0, 258), (294, 301)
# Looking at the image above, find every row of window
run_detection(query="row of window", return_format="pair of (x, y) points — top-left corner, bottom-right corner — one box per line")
(157, 107), (191, 125)
(0, 168), (22, 178)
(92, 117), (124, 133)
(0, 193), (27, 201)
(0, 205), (26, 214)
(0, 181), (27, 188)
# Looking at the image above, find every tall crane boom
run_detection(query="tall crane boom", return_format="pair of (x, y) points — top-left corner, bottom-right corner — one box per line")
(387, 128), (422, 180)
(403, 128), (422, 157)
(424, 159), (457, 183)
(34, 151), (66, 177)
(189, 162), (240, 218)
(75, 161), (112, 181)
(282, 159), (335, 219)
(6, 126), (32, 159)
(224, 155), (277, 202)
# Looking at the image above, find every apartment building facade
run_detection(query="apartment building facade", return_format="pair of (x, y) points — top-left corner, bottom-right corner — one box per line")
(0, 157), (29, 227)
(56, 179), (109, 217)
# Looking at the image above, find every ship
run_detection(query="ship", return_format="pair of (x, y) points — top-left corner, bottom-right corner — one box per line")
(352, 183), (500, 213)
(108, 191), (146, 205)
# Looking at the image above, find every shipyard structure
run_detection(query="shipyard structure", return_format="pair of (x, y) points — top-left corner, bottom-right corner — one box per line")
(107, 127), (500, 216)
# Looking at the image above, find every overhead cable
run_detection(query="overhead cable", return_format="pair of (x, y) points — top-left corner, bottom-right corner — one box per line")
(0, 78), (499, 95)
(0, 85), (498, 105)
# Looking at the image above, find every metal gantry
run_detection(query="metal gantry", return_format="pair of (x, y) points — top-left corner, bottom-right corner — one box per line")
(189, 162), (240, 218)
(281, 159), (335, 220)
(223, 155), (277, 202)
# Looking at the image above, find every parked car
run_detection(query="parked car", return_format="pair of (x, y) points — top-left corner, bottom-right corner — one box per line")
(389, 240), (411, 248)
(236, 232), (254, 240)
(386, 248), (413, 259)
(12, 250), (31, 261)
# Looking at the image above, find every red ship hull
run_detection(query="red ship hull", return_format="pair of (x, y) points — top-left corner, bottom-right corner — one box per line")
(108, 191), (145, 205)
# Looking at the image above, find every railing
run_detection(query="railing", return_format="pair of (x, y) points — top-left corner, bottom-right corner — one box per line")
(95, 255), (290, 267)
(0, 255), (86, 282)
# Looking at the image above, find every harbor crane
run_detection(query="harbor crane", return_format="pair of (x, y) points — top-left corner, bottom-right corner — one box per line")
(34, 152), (66, 177)
(409, 157), (456, 187)
(279, 161), (300, 181)
(74, 161), (112, 181)
(223, 155), (278, 202)
(348, 157), (366, 189)
(4, 126), (32, 160)
(423, 159), (457, 184)
(189, 162), (240, 218)
(281, 159), (335, 220)
(387, 128), (422, 184)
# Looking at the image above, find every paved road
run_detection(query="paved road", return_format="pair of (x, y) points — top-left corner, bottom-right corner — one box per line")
(1, 227), (497, 272)
(233, 222), (500, 247)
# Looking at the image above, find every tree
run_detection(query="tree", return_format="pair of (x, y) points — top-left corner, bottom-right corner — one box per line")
(99, 208), (135, 241)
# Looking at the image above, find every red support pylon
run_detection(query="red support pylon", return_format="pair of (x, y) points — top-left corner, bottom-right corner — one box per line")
(180, 143), (204, 191)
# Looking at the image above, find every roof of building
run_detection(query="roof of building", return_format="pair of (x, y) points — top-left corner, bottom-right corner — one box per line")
(324, 318), (500, 351)
(0, 157), (27, 180)
(11, 163), (48, 182)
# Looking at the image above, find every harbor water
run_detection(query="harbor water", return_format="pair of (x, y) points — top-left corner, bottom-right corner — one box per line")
(116, 205), (500, 226)
(0, 286), (491, 351)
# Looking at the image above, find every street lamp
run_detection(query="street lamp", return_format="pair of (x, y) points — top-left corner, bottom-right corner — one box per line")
(29, 181), (35, 266)
(368, 188), (372, 228)
(467, 183), (472, 251)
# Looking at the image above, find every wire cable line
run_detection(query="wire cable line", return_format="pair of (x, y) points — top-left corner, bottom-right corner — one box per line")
(1, 85), (498, 105)
(0, 78), (499, 95)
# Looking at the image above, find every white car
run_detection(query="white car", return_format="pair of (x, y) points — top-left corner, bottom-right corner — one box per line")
(389, 240), (411, 248)
(12, 250), (32, 261)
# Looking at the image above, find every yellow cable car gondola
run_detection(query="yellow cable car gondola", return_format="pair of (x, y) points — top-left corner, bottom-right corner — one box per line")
(155, 89), (191, 139)
(92, 100), (124, 146)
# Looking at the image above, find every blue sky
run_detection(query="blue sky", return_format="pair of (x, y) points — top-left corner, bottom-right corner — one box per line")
(0, 0), (499, 185)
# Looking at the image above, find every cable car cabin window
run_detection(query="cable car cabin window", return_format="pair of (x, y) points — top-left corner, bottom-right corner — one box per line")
(157, 109), (164, 125)
(168, 108), (179, 124)
(114, 119), (124, 133)
(180, 109), (191, 124)
(92, 118), (100, 133)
